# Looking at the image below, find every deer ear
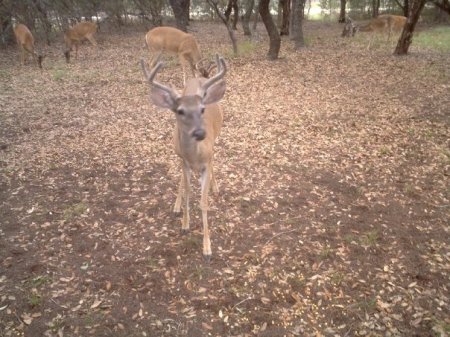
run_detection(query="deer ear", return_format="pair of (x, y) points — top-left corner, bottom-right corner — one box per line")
(203, 80), (226, 105)
(151, 87), (178, 110)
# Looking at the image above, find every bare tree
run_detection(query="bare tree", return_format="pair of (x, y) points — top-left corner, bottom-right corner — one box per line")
(224, 0), (239, 30)
(241, 0), (255, 35)
(290, 0), (305, 49)
(169, 0), (190, 32)
(278, 0), (290, 35)
(259, 0), (280, 59)
(338, 0), (346, 23)
(206, 0), (238, 55)
(394, 0), (426, 55)
(432, 0), (450, 15)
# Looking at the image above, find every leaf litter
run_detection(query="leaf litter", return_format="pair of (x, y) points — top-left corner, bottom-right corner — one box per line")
(0, 20), (449, 336)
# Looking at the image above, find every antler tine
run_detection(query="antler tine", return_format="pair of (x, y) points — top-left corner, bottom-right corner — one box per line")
(140, 59), (178, 99)
(201, 54), (227, 93)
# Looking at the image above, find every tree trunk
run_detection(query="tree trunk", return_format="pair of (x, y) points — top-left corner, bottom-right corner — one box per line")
(242, 0), (255, 35)
(207, 0), (238, 55)
(291, 0), (305, 49)
(279, 0), (290, 35)
(433, 0), (450, 15)
(338, 0), (346, 22)
(403, 0), (410, 16)
(372, 0), (380, 17)
(225, 0), (239, 29)
(253, 0), (261, 31)
(169, 0), (189, 31)
(394, 0), (426, 55)
(259, 0), (281, 59)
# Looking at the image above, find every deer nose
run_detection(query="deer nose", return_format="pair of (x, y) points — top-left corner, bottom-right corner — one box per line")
(192, 129), (206, 141)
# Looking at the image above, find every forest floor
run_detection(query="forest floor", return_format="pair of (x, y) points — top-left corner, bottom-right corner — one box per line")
(0, 20), (449, 337)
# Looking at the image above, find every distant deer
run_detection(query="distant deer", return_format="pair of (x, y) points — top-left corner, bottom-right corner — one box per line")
(341, 17), (358, 37)
(358, 14), (407, 49)
(145, 26), (210, 84)
(13, 23), (43, 68)
(141, 55), (227, 260)
(64, 22), (98, 63)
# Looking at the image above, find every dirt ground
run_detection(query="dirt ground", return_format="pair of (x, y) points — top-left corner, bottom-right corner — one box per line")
(0, 20), (449, 337)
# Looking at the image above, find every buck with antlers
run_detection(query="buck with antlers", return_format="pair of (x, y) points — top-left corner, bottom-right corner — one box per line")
(359, 14), (407, 49)
(64, 21), (98, 63)
(141, 55), (227, 260)
(13, 23), (43, 69)
(145, 26), (210, 84)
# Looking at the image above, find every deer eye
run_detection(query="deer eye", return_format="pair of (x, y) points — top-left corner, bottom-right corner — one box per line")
(176, 109), (185, 116)
(200, 107), (205, 114)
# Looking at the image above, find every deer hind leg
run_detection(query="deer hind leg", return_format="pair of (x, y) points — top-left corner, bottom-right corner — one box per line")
(180, 165), (191, 234)
(200, 165), (212, 259)
(19, 45), (26, 65)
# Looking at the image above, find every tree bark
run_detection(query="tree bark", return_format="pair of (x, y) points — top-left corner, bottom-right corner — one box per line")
(241, 0), (255, 35)
(372, 0), (380, 17)
(225, 0), (239, 30)
(433, 0), (450, 15)
(207, 0), (238, 55)
(338, 0), (346, 23)
(253, 0), (260, 31)
(279, 0), (290, 35)
(394, 0), (426, 55)
(259, 0), (281, 59)
(290, 0), (305, 49)
(169, 0), (190, 31)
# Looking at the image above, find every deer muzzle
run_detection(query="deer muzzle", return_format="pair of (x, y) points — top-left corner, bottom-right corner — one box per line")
(192, 129), (206, 141)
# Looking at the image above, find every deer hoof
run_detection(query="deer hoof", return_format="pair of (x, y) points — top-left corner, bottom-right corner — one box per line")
(181, 229), (189, 236)
(203, 254), (212, 263)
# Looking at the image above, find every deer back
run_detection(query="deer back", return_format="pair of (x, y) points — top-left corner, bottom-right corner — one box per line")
(145, 27), (201, 63)
(65, 22), (97, 44)
(14, 24), (34, 50)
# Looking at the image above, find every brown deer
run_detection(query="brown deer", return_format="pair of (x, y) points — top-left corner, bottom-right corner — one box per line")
(359, 14), (407, 49)
(145, 26), (210, 84)
(64, 22), (98, 63)
(140, 55), (227, 260)
(13, 23), (43, 68)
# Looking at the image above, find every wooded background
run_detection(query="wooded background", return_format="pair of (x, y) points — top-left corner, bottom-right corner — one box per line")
(1, 0), (448, 48)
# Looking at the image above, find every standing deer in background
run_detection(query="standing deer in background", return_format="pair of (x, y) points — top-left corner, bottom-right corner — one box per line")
(341, 17), (358, 37)
(13, 23), (43, 69)
(359, 14), (407, 49)
(145, 26), (210, 84)
(64, 22), (98, 63)
(141, 55), (227, 260)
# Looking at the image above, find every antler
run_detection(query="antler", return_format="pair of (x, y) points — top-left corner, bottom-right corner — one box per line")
(140, 59), (179, 100)
(201, 55), (227, 94)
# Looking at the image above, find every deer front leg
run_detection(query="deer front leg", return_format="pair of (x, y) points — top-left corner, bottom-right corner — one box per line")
(181, 164), (191, 234)
(200, 166), (212, 260)
(173, 173), (184, 214)
(210, 164), (219, 194)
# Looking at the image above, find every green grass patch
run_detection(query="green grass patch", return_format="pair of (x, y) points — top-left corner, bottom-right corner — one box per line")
(415, 26), (450, 52)
(360, 230), (379, 247)
(52, 67), (68, 81)
(237, 40), (258, 56)
(28, 292), (42, 307)
(63, 202), (88, 222)
(29, 275), (51, 288)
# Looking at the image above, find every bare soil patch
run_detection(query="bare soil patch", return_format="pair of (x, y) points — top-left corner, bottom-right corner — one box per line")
(0, 21), (449, 337)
